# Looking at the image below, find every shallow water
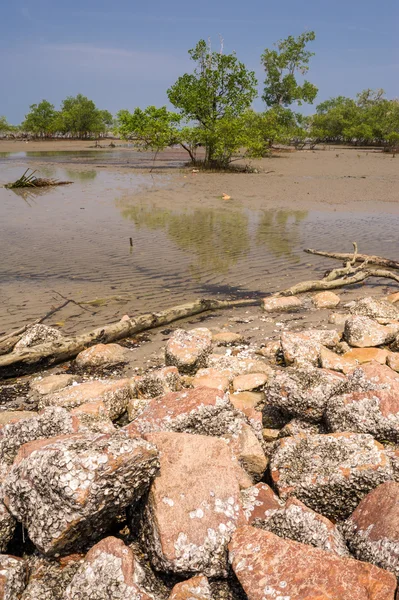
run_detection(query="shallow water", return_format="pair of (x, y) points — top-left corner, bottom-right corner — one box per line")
(1, 153), (398, 334)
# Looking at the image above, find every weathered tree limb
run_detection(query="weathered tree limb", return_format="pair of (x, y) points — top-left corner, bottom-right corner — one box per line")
(277, 268), (399, 296)
(1, 242), (399, 377)
(0, 298), (258, 377)
(305, 248), (399, 271)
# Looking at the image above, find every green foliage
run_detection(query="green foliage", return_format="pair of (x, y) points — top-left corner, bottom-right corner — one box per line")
(168, 39), (258, 167)
(309, 89), (399, 146)
(262, 31), (318, 107)
(0, 115), (13, 133)
(22, 100), (57, 136)
(117, 106), (181, 152)
(57, 94), (110, 137)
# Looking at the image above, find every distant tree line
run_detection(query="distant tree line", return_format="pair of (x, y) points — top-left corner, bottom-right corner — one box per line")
(1, 32), (398, 166)
(0, 94), (113, 139)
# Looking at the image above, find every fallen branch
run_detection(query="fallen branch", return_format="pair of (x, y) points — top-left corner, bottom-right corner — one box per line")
(0, 298), (258, 377)
(1, 244), (399, 377)
(305, 248), (399, 271)
(4, 169), (72, 189)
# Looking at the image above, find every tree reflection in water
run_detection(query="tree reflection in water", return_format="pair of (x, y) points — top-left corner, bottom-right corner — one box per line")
(117, 201), (250, 279)
(256, 209), (308, 261)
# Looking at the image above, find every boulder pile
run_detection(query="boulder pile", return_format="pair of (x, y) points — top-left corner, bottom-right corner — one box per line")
(1, 294), (399, 598)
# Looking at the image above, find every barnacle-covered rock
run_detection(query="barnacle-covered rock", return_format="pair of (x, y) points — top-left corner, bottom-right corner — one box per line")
(14, 324), (64, 350)
(125, 387), (251, 439)
(165, 328), (213, 374)
(350, 297), (399, 321)
(192, 368), (230, 392)
(64, 537), (156, 600)
(0, 501), (15, 552)
(270, 432), (393, 520)
(3, 431), (159, 556)
(325, 362), (399, 442)
(344, 316), (397, 347)
(169, 575), (212, 599)
(264, 366), (343, 422)
(256, 496), (349, 556)
(140, 431), (246, 578)
(262, 296), (302, 312)
(135, 366), (181, 398)
(342, 481), (399, 576)
(0, 555), (28, 600)
(241, 483), (283, 525)
(38, 379), (132, 420)
(21, 554), (84, 600)
(0, 406), (113, 467)
(229, 526), (397, 600)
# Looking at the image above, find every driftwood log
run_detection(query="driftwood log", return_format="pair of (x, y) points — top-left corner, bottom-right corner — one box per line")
(1, 243), (399, 378)
(305, 248), (399, 271)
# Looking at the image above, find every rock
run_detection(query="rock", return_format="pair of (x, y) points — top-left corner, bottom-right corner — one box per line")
(0, 411), (38, 427)
(262, 296), (302, 313)
(326, 388), (399, 443)
(125, 387), (249, 439)
(230, 392), (263, 412)
(212, 332), (243, 346)
(257, 340), (281, 361)
(229, 526), (397, 600)
(261, 428), (280, 442)
(280, 332), (321, 367)
(165, 328), (213, 374)
(135, 366), (181, 398)
(301, 328), (341, 348)
(232, 373), (268, 392)
(30, 374), (76, 395)
(21, 554), (84, 600)
(169, 575), (212, 600)
(75, 343), (128, 369)
(3, 431), (159, 555)
(358, 361), (399, 387)
(208, 355), (272, 379)
(312, 291), (341, 308)
(127, 397), (150, 422)
(14, 324), (64, 350)
(343, 481), (399, 577)
(241, 483), (283, 524)
(257, 496), (349, 556)
(278, 418), (324, 438)
(320, 347), (356, 373)
(270, 432), (393, 520)
(0, 406), (114, 467)
(350, 297), (399, 321)
(192, 368), (230, 392)
(141, 431), (246, 578)
(325, 362), (399, 442)
(343, 347), (389, 365)
(344, 316), (397, 347)
(387, 291), (399, 304)
(0, 502), (15, 552)
(387, 352), (399, 372)
(264, 366), (343, 422)
(64, 537), (155, 600)
(38, 379), (132, 420)
(0, 555), (28, 600)
(329, 312), (350, 325)
(70, 402), (115, 434)
(224, 423), (267, 482)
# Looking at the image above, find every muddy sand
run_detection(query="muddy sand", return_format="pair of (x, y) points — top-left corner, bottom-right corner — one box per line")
(0, 140), (398, 344)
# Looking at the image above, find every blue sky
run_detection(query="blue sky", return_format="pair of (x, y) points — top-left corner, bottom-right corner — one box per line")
(1, 0), (398, 123)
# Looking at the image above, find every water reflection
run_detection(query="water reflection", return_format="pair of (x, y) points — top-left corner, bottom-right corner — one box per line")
(63, 169), (97, 181)
(117, 200), (250, 278)
(256, 209), (308, 261)
(8, 186), (54, 206)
